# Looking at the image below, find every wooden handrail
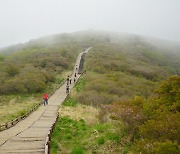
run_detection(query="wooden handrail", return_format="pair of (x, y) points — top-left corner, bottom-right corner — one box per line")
(0, 79), (66, 132)
(45, 71), (86, 153)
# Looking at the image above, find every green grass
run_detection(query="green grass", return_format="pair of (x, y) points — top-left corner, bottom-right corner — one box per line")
(93, 123), (111, 133)
(74, 77), (86, 92)
(105, 132), (121, 143)
(72, 146), (84, 154)
(97, 137), (105, 145)
(63, 96), (77, 107)
(51, 116), (89, 153)
(50, 116), (123, 153)
(122, 144), (131, 154)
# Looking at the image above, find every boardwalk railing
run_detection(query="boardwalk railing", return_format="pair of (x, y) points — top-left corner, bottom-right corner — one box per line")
(0, 68), (80, 130)
(0, 102), (41, 131)
(45, 113), (59, 154)
(0, 48), (90, 153)
(78, 53), (86, 74)
(0, 79), (67, 132)
(44, 70), (87, 154)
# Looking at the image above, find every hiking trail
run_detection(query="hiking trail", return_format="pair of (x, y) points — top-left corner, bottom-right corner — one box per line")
(0, 48), (91, 154)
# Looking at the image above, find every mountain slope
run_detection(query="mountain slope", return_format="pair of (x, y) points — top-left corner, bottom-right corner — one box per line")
(0, 30), (179, 153)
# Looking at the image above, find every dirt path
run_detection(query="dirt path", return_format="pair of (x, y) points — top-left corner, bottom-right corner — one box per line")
(0, 48), (91, 154)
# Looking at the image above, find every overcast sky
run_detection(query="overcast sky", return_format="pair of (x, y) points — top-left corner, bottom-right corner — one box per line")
(0, 0), (180, 48)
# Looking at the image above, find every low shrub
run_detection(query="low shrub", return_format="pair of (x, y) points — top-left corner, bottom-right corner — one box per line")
(63, 96), (77, 107)
(74, 77), (86, 92)
(99, 76), (180, 153)
(72, 146), (84, 154)
(97, 137), (105, 145)
(134, 140), (180, 154)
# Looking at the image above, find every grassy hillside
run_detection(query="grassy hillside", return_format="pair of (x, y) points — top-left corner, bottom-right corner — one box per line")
(75, 41), (179, 106)
(0, 30), (179, 153)
(0, 34), (87, 124)
(52, 75), (179, 153)
(51, 97), (125, 154)
(49, 31), (180, 153)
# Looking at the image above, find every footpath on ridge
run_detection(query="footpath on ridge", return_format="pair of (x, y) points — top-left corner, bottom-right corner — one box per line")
(0, 48), (91, 154)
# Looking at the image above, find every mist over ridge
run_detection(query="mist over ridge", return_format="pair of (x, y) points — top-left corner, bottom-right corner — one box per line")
(0, 0), (180, 48)
(0, 30), (180, 55)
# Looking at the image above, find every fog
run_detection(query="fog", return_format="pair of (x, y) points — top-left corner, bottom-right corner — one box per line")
(0, 0), (180, 48)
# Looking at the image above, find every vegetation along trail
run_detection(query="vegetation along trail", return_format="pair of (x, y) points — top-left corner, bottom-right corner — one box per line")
(0, 48), (91, 154)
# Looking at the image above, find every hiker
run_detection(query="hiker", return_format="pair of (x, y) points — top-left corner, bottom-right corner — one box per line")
(74, 76), (77, 83)
(69, 77), (72, 84)
(43, 93), (48, 106)
(66, 84), (70, 94)
(75, 65), (78, 71)
(67, 76), (70, 85)
(74, 73), (77, 83)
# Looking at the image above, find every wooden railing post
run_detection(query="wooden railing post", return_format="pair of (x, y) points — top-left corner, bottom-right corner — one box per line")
(48, 141), (51, 154)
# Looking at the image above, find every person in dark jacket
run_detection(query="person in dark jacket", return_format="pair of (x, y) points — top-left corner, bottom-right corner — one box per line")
(66, 84), (70, 94)
(75, 65), (78, 71)
(69, 77), (72, 84)
(74, 76), (77, 83)
(67, 76), (70, 85)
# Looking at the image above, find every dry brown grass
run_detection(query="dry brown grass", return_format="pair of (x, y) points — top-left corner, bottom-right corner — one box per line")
(0, 97), (39, 124)
(59, 104), (99, 125)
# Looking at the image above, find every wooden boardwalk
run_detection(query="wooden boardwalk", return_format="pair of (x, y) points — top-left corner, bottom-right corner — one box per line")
(0, 48), (91, 154)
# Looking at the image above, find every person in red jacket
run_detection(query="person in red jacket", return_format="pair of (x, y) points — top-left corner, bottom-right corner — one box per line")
(43, 93), (49, 106)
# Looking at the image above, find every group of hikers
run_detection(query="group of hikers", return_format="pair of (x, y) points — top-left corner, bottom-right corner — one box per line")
(66, 64), (78, 94)
(43, 64), (79, 106)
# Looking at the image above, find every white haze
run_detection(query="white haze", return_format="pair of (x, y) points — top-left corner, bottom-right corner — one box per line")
(0, 0), (180, 48)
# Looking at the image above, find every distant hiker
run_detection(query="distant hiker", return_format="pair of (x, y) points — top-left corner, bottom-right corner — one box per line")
(74, 73), (77, 83)
(66, 84), (70, 94)
(67, 76), (70, 85)
(43, 93), (49, 106)
(75, 65), (78, 71)
(74, 76), (77, 83)
(69, 77), (72, 84)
